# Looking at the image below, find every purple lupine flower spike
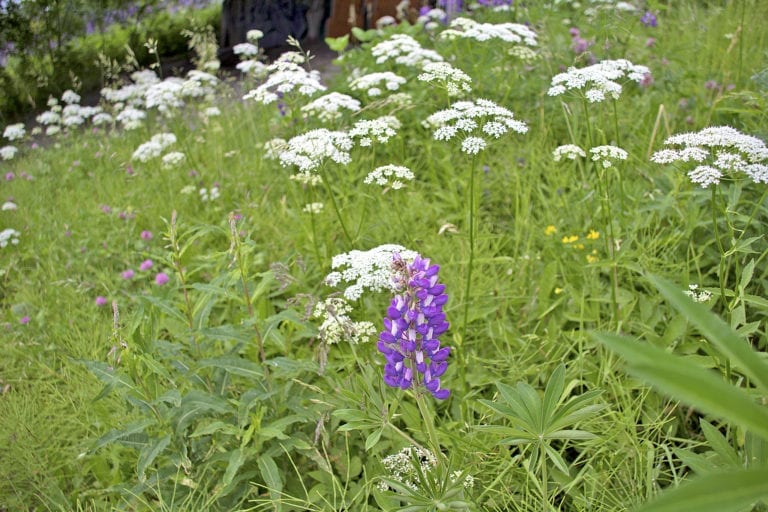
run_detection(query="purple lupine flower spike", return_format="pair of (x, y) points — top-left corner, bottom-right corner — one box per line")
(378, 253), (451, 400)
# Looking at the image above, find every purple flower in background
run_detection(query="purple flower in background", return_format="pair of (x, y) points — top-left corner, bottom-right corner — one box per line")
(155, 272), (169, 285)
(19, 315), (30, 325)
(95, 296), (108, 306)
(121, 269), (135, 280)
(139, 259), (153, 271)
(377, 253), (451, 400)
(140, 230), (153, 240)
(640, 11), (657, 28)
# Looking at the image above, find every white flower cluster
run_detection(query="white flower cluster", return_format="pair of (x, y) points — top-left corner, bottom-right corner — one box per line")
(233, 42), (260, 58)
(370, 34), (444, 68)
(364, 164), (415, 189)
(325, 244), (419, 300)
(683, 284), (713, 303)
(263, 137), (289, 160)
(243, 58), (326, 105)
(348, 116), (400, 147)
(145, 78), (185, 113)
(2, 201), (18, 211)
(0, 145), (18, 160)
(237, 59), (268, 77)
(278, 129), (353, 175)
(200, 186), (220, 202)
(548, 59), (651, 103)
(349, 71), (407, 98)
(441, 17), (538, 46)
(161, 151), (186, 169)
(3, 123), (25, 141)
(301, 92), (361, 122)
(417, 62), (472, 97)
(590, 145), (628, 168)
(0, 228), (20, 248)
(312, 297), (377, 345)
(425, 98), (528, 154)
(378, 446), (438, 492)
(553, 144), (587, 161)
(61, 89), (81, 105)
(303, 202), (324, 214)
(131, 132), (177, 162)
(651, 126), (768, 187)
(115, 107), (146, 130)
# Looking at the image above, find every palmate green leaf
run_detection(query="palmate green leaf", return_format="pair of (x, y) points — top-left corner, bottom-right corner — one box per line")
(137, 434), (171, 483)
(636, 467), (768, 512)
(496, 381), (537, 430)
(647, 274), (768, 393)
(593, 332), (768, 441)
(541, 364), (566, 428)
(547, 399), (605, 433)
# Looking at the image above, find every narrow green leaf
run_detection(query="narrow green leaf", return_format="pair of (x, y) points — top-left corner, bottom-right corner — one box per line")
(223, 448), (246, 487)
(593, 332), (768, 441)
(138, 295), (187, 323)
(90, 419), (154, 453)
(545, 429), (598, 441)
(541, 364), (566, 427)
(700, 420), (740, 467)
(544, 443), (570, 474)
(647, 274), (768, 393)
(258, 455), (283, 505)
(365, 428), (383, 451)
(636, 467), (768, 512)
(739, 259), (755, 293)
(137, 435), (171, 483)
(197, 357), (264, 380)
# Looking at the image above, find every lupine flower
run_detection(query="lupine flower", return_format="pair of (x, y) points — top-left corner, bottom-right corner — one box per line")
(378, 253), (451, 399)
(650, 126), (768, 187)
(95, 296), (108, 307)
(590, 145), (628, 168)
(440, 17), (538, 46)
(139, 259), (153, 271)
(325, 244), (419, 300)
(155, 272), (170, 285)
(301, 92), (361, 122)
(370, 34), (444, 67)
(349, 71), (407, 98)
(417, 62), (472, 97)
(548, 59), (651, 103)
(553, 144), (587, 161)
(640, 11), (657, 28)
(364, 164), (415, 189)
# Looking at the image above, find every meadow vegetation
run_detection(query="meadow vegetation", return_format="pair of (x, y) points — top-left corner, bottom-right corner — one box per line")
(1, 0), (768, 510)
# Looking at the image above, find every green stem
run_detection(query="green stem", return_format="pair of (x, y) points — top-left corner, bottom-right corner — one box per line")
(461, 155), (478, 344)
(415, 390), (442, 462)
(320, 167), (353, 246)
(711, 187), (730, 312)
(540, 441), (549, 512)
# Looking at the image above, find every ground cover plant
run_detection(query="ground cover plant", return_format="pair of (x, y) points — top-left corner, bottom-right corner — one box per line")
(1, 0), (768, 510)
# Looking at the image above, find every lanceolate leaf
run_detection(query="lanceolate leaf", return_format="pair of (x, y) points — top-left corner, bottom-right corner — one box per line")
(137, 434), (171, 483)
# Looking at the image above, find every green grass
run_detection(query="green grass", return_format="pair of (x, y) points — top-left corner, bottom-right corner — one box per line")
(1, 1), (768, 510)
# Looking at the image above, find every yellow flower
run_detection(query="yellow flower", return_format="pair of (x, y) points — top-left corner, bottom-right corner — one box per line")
(586, 229), (600, 240)
(544, 225), (557, 236)
(586, 250), (599, 263)
(561, 235), (579, 244)
(554, 287), (564, 294)
(574, 243), (585, 250)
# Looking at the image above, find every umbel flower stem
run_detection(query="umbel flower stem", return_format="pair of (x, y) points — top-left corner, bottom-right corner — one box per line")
(711, 187), (730, 313)
(461, 154), (478, 347)
(320, 166), (354, 246)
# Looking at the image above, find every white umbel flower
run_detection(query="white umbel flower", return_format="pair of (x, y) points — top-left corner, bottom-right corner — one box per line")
(312, 297), (376, 345)
(417, 62), (472, 97)
(301, 92), (361, 121)
(161, 151), (186, 169)
(348, 116), (400, 147)
(548, 59), (651, 102)
(590, 145), (628, 168)
(132, 132), (177, 162)
(243, 60), (325, 104)
(442, 17), (538, 46)
(553, 144), (586, 161)
(3, 123), (25, 141)
(278, 129), (353, 175)
(325, 244), (419, 300)
(349, 71), (407, 97)
(0, 228), (20, 248)
(370, 34), (444, 67)
(0, 145), (18, 160)
(364, 164), (415, 189)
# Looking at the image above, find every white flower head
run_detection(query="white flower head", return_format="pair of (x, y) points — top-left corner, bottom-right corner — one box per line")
(279, 129), (353, 175)
(651, 126), (768, 187)
(590, 145), (628, 168)
(553, 144), (586, 161)
(0, 228), (20, 248)
(247, 29), (264, 43)
(364, 164), (415, 189)
(2, 201), (18, 211)
(325, 244), (419, 300)
(132, 132), (176, 162)
(233, 42), (260, 58)
(61, 89), (81, 105)
(349, 71), (407, 98)
(370, 34), (444, 67)
(243, 60), (325, 105)
(161, 151), (186, 169)
(379, 446), (438, 492)
(683, 284), (713, 303)
(200, 186), (220, 202)
(348, 116), (400, 147)
(301, 92), (361, 122)
(0, 145), (18, 160)
(312, 297), (377, 345)
(3, 123), (25, 141)
(417, 62), (472, 97)
(303, 202), (324, 214)
(548, 59), (651, 102)
(443, 17), (538, 46)
(115, 107), (146, 130)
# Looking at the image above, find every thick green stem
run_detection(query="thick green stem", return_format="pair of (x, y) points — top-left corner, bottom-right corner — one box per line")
(415, 391), (442, 463)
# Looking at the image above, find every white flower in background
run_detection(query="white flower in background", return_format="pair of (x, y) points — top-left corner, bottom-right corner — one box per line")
(553, 144), (587, 161)
(263, 137), (289, 160)
(63, 114), (85, 127)
(303, 202), (324, 214)
(325, 244), (419, 300)
(0, 145), (18, 160)
(376, 15), (397, 29)
(47, 96), (59, 108)
(0, 228), (20, 248)
(115, 107), (146, 130)
(348, 116), (400, 147)
(301, 92), (361, 122)
(200, 186), (220, 202)
(378, 446), (438, 492)
(243, 59), (326, 105)
(683, 284), (713, 303)
(417, 62), (472, 96)
(370, 34), (444, 67)
(590, 145), (628, 168)
(236, 59), (268, 77)
(204, 106), (221, 117)
(180, 184), (197, 195)
(132, 132), (177, 162)
(247, 29), (264, 43)
(2, 201), (18, 211)
(61, 89), (81, 105)
(3, 123), (25, 141)
(181, 70), (219, 98)
(145, 78), (185, 114)
(417, 7), (447, 25)
(425, 98), (528, 154)
(442, 17), (538, 46)
(46, 126), (61, 136)
(548, 59), (651, 102)
(651, 126), (768, 187)
(349, 71), (407, 98)
(364, 164), (415, 189)
(233, 42), (260, 58)
(278, 129), (353, 175)
(92, 112), (114, 125)
(161, 151), (186, 169)
(36, 110), (61, 126)
(312, 297), (377, 344)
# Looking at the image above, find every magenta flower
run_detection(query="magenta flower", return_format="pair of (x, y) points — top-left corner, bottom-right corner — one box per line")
(140, 230), (153, 240)
(139, 259), (153, 271)
(155, 272), (170, 285)
(5, 172), (14, 181)
(121, 269), (135, 280)
(19, 315), (30, 324)
(95, 296), (108, 306)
